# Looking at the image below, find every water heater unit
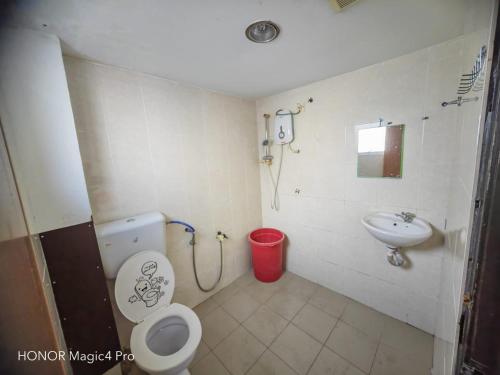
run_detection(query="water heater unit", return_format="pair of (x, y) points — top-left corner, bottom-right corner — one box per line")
(274, 112), (294, 145)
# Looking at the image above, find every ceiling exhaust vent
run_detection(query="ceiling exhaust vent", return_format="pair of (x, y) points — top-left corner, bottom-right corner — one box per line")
(330, 0), (360, 11)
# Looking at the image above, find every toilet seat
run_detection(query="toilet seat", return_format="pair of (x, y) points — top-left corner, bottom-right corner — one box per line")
(130, 303), (202, 374)
(115, 250), (175, 323)
(114, 250), (201, 374)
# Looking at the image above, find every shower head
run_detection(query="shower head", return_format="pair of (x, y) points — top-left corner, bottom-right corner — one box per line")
(245, 20), (280, 43)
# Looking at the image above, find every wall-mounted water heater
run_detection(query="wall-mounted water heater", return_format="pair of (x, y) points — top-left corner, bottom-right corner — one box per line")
(274, 110), (294, 145)
(260, 98), (312, 211)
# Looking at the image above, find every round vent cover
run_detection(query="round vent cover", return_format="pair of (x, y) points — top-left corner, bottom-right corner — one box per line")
(245, 20), (280, 43)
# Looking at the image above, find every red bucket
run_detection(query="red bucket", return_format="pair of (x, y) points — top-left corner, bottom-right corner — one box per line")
(248, 228), (285, 282)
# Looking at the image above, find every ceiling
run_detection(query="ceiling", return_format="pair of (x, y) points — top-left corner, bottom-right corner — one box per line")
(5, 0), (468, 98)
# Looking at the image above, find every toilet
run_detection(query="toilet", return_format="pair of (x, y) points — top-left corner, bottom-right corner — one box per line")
(95, 212), (201, 375)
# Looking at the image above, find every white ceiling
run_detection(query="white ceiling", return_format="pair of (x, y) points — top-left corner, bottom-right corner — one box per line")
(5, 0), (467, 98)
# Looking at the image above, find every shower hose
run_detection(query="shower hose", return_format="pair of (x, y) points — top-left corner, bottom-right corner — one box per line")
(268, 144), (284, 211)
(167, 220), (223, 292)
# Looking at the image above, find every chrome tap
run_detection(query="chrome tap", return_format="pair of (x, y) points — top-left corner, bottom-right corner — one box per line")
(396, 211), (416, 223)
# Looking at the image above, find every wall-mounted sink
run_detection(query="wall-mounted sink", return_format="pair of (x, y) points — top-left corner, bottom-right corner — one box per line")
(362, 212), (432, 247)
(361, 212), (432, 266)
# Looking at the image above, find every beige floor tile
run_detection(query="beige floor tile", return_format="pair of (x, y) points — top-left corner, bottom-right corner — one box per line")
(266, 291), (307, 320)
(233, 271), (256, 288)
(213, 326), (266, 375)
(309, 286), (350, 318)
(243, 305), (289, 346)
(292, 303), (338, 343)
(271, 272), (295, 288)
(190, 340), (210, 367)
(212, 282), (240, 305)
(191, 352), (230, 375)
(192, 271), (436, 375)
(247, 350), (297, 375)
(201, 307), (239, 349)
(309, 346), (366, 375)
(244, 280), (280, 303)
(326, 321), (378, 373)
(280, 274), (318, 300)
(270, 324), (322, 375)
(381, 316), (434, 368)
(371, 343), (431, 375)
(222, 289), (260, 322)
(341, 301), (385, 339)
(193, 297), (219, 320)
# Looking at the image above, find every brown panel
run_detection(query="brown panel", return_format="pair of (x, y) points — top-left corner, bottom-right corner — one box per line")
(383, 125), (403, 177)
(40, 222), (121, 375)
(0, 237), (64, 375)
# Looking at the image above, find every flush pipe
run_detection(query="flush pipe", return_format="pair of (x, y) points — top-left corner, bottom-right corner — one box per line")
(166, 220), (225, 292)
(167, 220), (195, 233)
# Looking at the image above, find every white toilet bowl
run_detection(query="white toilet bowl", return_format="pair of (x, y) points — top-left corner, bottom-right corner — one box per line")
(131, 303), (201, 375)
(114, 250), (202, 375)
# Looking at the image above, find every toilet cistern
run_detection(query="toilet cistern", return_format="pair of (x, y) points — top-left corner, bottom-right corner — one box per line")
(361, 212), (432, 266)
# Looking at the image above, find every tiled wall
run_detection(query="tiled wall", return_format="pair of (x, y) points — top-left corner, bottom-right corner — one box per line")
(64, 57), (262, 308)
(256, 37), (473, 336)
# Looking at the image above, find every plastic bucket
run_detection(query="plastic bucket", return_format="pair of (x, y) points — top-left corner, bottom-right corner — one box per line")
(248, 228), (285, 282)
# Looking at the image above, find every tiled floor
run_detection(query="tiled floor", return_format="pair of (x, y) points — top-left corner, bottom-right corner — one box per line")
(190, 271), (433, 375)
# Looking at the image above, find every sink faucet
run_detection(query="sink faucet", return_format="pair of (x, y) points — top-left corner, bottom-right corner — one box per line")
(396, 211), (416, 223)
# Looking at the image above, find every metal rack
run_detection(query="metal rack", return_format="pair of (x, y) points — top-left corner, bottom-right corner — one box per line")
(441, 45), (487, 107)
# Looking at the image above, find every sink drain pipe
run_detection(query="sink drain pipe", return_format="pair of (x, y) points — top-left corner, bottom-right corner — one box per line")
(386, 247), (405, 266)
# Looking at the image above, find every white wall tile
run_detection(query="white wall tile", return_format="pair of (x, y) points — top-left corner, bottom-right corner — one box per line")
(65, 57), (261, 309)
(256, 34), (486, 341)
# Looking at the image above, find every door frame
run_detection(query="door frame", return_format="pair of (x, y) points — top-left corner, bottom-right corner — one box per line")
(455, 6), (500, 375)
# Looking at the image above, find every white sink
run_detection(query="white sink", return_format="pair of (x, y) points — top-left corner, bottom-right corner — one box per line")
(361, 212), (432, 248)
